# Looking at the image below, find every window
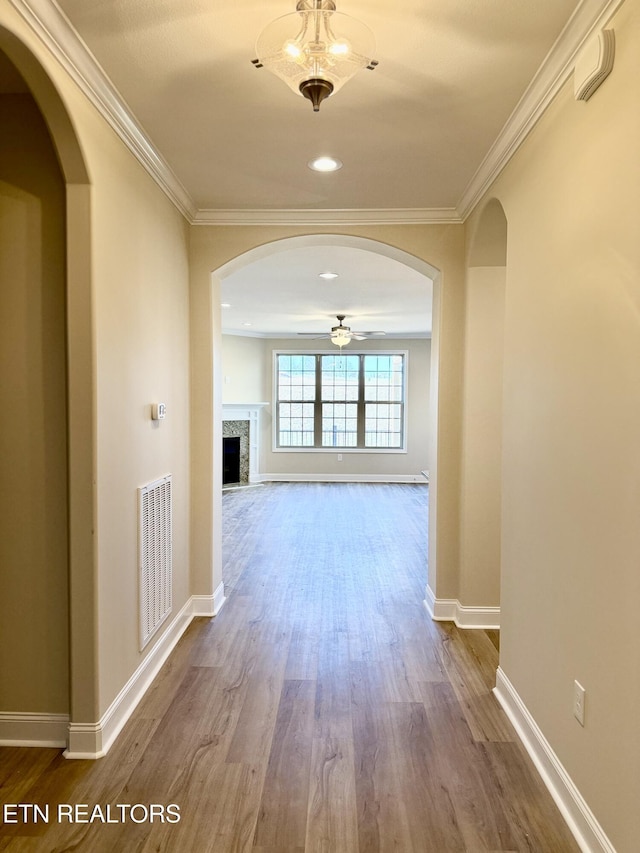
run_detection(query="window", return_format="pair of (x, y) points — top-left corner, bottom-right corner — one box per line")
(275, 352), (406, 450)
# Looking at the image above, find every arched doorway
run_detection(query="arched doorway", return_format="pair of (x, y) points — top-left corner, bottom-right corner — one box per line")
(0, 28), (96, 750)
(210, 234), (441, 610)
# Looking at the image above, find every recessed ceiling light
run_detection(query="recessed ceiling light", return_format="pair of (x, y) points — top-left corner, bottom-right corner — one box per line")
(319, 272), (339, 280)
(242, 322), (253, 327)
(221, 302), (231, 308)
(308, 156), (342, 173)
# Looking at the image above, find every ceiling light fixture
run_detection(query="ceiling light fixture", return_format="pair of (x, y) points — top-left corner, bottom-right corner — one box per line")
(252, 0), (378, 112)
(319, 271), (339, 279)
(331, 327), (351, 348)
(297, 314), (386, 348)
(309, 156), (342, 172)
(330, 316), (354, 348)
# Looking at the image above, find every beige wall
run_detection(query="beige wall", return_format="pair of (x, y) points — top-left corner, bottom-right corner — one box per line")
(4, 5), (636, 848)
(258, 337), (431, 480)
(222, 333), (431, 483)
(191, 226), (465, 604)
(475, 1), (640, 848)
(0, 6), (192, 726)
(222, 334), (268, 404)
(89, 126), (191, 713)
(0, 93), (68, 714)
(459, 265), (505, 607)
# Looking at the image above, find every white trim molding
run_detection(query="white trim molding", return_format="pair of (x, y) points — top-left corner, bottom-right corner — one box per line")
(192, 582), (227, 618)
(424, 585), (500, 629)
(9, 0), (196, 221)
(10, 0), (626, 225)
(0, 712), (69, 748)
(193, 208), (461, 226)
(263, 473), (429, 485)
(222, 403), (268, 485)
(457, 0), (626, 217)
(64, 590), (226, 759)
(494, 667), (617, 853)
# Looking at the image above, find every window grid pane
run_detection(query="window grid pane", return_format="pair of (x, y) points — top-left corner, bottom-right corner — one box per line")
(278, 354), (316, 404)
(278, 402), (315, 446)
(277, 355), (317, 446)
(365, 402), (403, 447)
(276, 353), (405, 449)
(321, 355), (359, 402)
(364, 354), (404, 403)
(322, 403), (358, 447)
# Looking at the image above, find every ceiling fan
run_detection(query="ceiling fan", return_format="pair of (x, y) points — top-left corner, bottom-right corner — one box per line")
(297, 315), (386, 348)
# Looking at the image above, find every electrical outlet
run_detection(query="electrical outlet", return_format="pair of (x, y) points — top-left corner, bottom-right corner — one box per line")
(337, 454), (343, 461)
(573, 680), (586, 726)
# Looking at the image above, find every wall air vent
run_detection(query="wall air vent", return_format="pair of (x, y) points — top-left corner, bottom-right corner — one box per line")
(574, 29), (615, 101)
(138, 474), (172, 649)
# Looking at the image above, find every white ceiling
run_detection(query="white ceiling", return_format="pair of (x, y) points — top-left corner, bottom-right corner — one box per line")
(220, 245), (432, 338)
(54, 0), (580, 213)
(4, 0), (585, 336)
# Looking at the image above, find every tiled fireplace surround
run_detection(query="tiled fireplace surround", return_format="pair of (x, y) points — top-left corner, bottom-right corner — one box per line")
(221, 404), (267, 486)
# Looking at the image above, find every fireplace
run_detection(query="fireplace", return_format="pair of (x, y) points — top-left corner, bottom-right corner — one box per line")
(222, 420), (250, 486)
(223, 436), (241, 485)
(221, 403), (268, 487)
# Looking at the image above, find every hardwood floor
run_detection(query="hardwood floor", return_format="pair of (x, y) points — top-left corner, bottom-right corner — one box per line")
(0, 482), (579, 852)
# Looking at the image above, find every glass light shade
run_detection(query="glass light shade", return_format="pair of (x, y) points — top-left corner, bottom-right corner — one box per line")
(255, 0), (376, 110)
(331, 330), (351, 348)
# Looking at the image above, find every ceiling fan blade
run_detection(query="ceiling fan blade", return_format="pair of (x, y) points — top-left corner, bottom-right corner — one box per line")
(297, 322), (386, 341)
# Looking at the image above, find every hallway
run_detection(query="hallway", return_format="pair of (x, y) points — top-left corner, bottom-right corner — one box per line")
(0, 483), (578, 851)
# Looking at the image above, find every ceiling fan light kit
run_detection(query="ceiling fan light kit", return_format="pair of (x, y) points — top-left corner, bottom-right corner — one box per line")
(252, 0), (377, 112)
(331, 327), (352, 348)
(298, 315), (386, 348)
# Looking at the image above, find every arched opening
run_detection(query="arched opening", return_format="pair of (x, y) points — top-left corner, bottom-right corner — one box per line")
(211, 234), (441, 610)
(0, 28), (95, 749)
(469, 198), (508, 267)
(459, 198), (507, 628)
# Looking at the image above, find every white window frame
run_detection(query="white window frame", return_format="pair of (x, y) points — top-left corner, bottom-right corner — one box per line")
(272, 350), (409, 454)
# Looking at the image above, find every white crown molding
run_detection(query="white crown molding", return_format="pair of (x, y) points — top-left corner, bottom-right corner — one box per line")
(494, 667), (616, 853)
(10, 0), (624, 226)
(192, 208), (462, 226)
(9, 0), (197, 221)
(457, 0), (627, 218)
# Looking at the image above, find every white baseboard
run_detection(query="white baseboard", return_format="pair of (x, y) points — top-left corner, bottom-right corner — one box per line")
(0, 713), (69, 748)
(261, 473), (429, 484)
(192, 582), (227, 617)
(424, 585), (500, 629)
(494, 667), (616, 853)
(64, 588), (226, 759)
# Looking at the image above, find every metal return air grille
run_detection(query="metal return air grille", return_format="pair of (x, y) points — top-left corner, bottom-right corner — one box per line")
(138, 475), (172, 649)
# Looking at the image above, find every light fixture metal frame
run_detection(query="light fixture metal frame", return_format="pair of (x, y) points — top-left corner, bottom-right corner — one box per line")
(252, 0), (378, 111)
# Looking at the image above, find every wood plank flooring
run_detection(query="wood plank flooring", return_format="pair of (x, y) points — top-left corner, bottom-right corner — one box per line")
(0, 482), (579, 852)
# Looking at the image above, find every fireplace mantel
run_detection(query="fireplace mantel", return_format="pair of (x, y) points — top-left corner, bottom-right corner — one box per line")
(222, 403), (268, 484)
